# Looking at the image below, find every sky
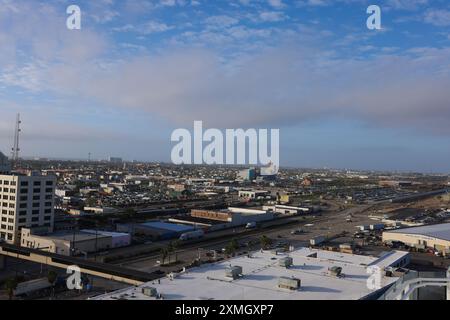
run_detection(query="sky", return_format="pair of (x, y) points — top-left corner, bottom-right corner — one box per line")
(0, 0), (450, 172)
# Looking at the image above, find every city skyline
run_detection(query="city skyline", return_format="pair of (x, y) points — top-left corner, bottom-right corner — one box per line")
(1, 0), (450, 172)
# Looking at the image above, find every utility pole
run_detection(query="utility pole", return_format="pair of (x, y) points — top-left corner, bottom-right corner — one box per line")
(11, 113), (21, 169)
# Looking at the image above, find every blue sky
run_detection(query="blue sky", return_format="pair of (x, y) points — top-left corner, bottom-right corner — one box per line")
(0, 0), (450, 172)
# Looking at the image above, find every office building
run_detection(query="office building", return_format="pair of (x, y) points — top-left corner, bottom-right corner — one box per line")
(0, 171), (56, 244)
(0, 152), (11, 174)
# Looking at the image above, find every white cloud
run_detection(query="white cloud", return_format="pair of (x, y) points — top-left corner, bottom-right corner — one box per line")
(424, 9), (450, 27)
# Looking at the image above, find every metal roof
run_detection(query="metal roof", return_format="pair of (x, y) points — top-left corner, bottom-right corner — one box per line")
(386, 223), (450, 242)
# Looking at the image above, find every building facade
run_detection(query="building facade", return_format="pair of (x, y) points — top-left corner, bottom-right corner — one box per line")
(0, 172), (56, 244)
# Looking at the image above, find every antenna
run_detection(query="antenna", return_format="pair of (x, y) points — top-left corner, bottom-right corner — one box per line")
(11, 113), (21, 167)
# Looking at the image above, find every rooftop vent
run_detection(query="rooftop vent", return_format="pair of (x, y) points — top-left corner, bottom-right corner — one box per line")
(328, 266), (343, 277)
(141, 286), (158, 297)
(278, 277), (301, 290)
(225, 266), (243, 279)
(279, 257), (293, 268)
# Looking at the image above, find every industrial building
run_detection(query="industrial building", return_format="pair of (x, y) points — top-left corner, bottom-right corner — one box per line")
(92, 247), (410, 300)
(117, 221), (195, 241)
(20, 227), (130, 256)
(0, 170), (56, 244)
(263, 204), (313, 215)
(238, 190), (270, 200)
(383, 223), (450, 254)
(190, 207), (274, 226)
(238, 168), (256, 181)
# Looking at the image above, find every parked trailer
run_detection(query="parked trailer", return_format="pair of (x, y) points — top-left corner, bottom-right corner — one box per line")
(310, 236), (326, 246)
(370, 224), (385, 231)
(179, 230), (205, 241)
(14, 278), (52, 297)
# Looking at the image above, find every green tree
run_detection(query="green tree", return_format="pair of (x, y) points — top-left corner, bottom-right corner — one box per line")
(224, 239), (239, 256)
(47, 270), (58, 298)
(260, 235), (272, 250)
(4, 277), (18, 300)
(161, 248), (169, 266)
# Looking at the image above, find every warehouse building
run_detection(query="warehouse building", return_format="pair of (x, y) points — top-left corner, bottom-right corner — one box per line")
(383, 223), (450, 254)
(92, 247), (410, 300)
(190, 207), (274, 226)
(118, 221), (195, 241)
(20, 227), (127, 256)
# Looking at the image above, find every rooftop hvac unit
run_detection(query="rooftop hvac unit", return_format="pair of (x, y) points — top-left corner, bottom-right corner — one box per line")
(225, 266), (243, 279)
(141, 287), (158, 297)
(279, 257), (293, 268)
(328, 266), (343, 277)
(278, 277), (301, 290)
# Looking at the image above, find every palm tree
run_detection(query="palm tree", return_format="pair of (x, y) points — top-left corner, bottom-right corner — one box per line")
(260, 235), (272, 250)
(47, 270), (58, 298)
(169, 241), (179, 263)
(161, 248), (169, 266)
(5, 277), (18, 300)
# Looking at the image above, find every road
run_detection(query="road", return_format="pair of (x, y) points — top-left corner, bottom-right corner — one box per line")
(115, 203), (378, 273)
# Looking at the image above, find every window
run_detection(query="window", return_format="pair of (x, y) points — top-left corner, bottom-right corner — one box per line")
(45, 202), (52, 207)
(20, 196), (28, 201)
(32, 202), (40, 208)
(19, 211), (27, 216)
(18, 218), (26, 223)
(44, 216), (51, 221)
(45, 188), (53, 193)
(33, 188), (40, 193)
(31, 217), (39, 222)
(19, 203), (27, 209)
(44, 209), (52, 214)
(32, 210), (39, 215)
(34, 181), (41, 186)
(46, 181), (53, 186)
(45, 195), (52, 200)
(20, 189), (28, 194)
(20, 181), (28, 187)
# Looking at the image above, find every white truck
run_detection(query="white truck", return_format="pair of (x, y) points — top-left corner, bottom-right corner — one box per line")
(179, 230), (205, 241)
(245, 222), (257, 229)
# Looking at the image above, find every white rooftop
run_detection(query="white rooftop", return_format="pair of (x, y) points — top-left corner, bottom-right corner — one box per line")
(385, 223), (450, 242)
(92, 247), (409, 301)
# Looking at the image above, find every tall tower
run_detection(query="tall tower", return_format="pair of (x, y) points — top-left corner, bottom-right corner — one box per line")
(11, 113), (21, 167)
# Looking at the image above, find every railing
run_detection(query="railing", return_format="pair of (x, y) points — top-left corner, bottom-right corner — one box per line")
(379, 269), (449, 300)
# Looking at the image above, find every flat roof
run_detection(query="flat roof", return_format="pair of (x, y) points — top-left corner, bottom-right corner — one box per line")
(140, 222), (195, 233)
(46, 231), (110, 242)
(92, 248), (408, 301)
(385, 223), (450, 242)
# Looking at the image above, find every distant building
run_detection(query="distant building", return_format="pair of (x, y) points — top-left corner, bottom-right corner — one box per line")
(383, 223), (450, 255)
(238, 190), (270, 200)
(0, 171), (56, 244)
(238, 168), (256, 181)
(263, 204), (313, 215)
(0, 152), (11, 174)
(109, 157), (123, 163)
(191, 207), (274, 226)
